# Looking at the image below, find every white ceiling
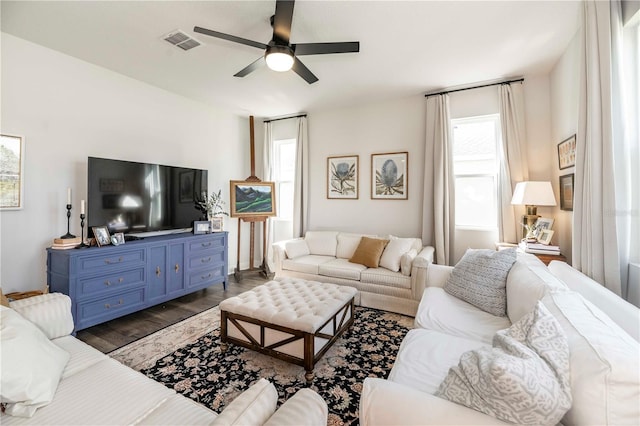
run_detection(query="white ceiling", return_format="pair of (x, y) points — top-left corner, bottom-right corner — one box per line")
(1, 1), (581, 118)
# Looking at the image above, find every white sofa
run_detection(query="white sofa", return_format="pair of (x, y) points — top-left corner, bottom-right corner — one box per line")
(273, 231), (435, 316)
(360, 254), (640, 425)
(0, 293), (328, 425)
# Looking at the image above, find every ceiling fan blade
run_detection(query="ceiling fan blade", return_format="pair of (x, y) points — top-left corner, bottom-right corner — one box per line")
(293, 41), (360, 55)
(292, 57), (318, 84)
(194, 26), (267, 50)
(234, 57), (265, 77)
(273, 0), (295, 43)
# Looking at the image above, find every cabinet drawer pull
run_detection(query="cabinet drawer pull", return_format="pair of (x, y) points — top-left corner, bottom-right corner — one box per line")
(201, 257), (212, 263)
(105, 257), (123, 265)
(201, 242), (212, 248)
(104, 280), (112, 286)
(119, 277), (124, 283)
(105, 298), (124, 309)
(156, 266), (161, 277)
(201, 273), (212, 280)
(175, 264), (180, 273)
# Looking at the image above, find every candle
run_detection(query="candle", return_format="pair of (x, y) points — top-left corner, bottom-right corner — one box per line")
(67, 188), (71, 205)
(80, 200), (85, 215)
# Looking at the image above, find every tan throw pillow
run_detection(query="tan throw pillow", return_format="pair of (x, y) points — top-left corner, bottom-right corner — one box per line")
(349, 237), (389, 268)
(1, 289), (10, 307)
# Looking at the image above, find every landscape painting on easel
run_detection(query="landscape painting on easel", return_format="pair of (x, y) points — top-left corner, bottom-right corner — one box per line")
(230, 181), (276, 217)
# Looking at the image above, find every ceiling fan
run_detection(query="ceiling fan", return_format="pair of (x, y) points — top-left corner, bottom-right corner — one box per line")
(194, 0), (359, 84)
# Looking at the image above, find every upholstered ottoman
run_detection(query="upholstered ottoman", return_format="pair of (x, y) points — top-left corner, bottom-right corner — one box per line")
(219, 277), (357, 384)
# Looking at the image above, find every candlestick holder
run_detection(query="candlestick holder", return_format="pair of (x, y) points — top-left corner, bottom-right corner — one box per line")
(77, 213), (89, 248)
(60, 204), (77, 239)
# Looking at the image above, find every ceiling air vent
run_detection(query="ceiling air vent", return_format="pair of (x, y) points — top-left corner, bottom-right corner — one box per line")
(163, 30), (201, 51)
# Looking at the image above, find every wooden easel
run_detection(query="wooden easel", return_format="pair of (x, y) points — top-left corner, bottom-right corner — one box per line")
(234, 116), (274, 282)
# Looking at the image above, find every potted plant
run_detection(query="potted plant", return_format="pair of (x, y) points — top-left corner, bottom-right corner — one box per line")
(195, 190), (229, 231)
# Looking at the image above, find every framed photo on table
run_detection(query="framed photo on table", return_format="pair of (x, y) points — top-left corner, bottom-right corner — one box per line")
(92, 226), (111, 247)
(193, 221), (211, 234)
(327, 155), (358, 199)
(537, 229), (555, 245)
(371, 152), (408, 200)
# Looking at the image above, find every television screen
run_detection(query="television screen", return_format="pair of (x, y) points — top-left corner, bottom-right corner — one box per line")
(87, 157), (207, 235)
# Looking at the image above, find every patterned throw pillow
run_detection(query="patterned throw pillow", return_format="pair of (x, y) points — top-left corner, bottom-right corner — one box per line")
(436, 301), (572, 425)
(444, 248), (517, 316)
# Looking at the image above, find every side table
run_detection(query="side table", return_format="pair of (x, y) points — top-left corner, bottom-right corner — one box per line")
(531, 252), (567, 266)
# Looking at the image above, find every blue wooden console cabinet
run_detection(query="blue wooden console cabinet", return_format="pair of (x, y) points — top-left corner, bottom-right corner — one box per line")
(46, 232), (228, 331)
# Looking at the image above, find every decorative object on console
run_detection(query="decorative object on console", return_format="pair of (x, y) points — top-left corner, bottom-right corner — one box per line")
(510, 181), (557, 240)
(537, 229), (554, 245)
(77, 199), (89, 248)
(60, 187), (77, 240)
(91, 226), (110, 247)
(111, 232), (125, 246)
(210, 217), (223, 232)
(0, 134), (25, 210)
(193, 220), (211, 235)
(195, 189), (229, 220)
(327, 155), (359, 199)
(51, 237), (81, 250)
(371, 152), (408, 200)
(557, 134), (576, 170)
(559, 173), (574, 211)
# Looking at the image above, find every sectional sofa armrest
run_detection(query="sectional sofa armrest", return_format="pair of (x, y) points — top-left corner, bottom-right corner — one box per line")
(272, 240), (290, 275)
(9, 293), (74, 339)
(410, 246), (435, 299)
(360, 378), (508, 425)
(425, 264), (454, 288)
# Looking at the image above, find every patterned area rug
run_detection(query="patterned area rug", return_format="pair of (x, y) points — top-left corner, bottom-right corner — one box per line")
(110, 306), (412, 425)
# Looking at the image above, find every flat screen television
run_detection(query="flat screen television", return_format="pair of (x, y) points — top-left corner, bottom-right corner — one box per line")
(87, 157), (207, 236)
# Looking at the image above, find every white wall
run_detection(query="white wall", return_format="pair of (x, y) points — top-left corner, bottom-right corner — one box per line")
(0, 34), (251, 292)
(549, 32), (581, 264)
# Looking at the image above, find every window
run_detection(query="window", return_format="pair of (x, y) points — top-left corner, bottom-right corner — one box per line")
(451, 114), (501, 229)
(274, 139), (296, 220)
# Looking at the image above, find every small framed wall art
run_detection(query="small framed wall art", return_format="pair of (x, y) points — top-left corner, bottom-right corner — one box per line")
(371, 152), (408, 200)
(0, 134), (25, 210)
(557, 135), (576, 170)
(327, 155), (359, 199)
(560, 173), (574, 211)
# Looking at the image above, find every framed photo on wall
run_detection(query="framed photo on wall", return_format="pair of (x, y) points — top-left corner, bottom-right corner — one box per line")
(230, 181), (276, 217)
(0, 134), (25, 210)
(557, 135), (576, 170)
(371, 152), (408, 200)
(560, 173), (574, 211)
(327, 155), (358, 199)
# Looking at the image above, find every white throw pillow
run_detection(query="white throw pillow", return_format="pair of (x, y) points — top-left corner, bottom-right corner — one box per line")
(211, 378), (277, 425)
(400, 249), (418, 276)
(304, 231), (338, 256)
(336, 233), (367, 259)
(436, 301), (571, 425)
(379, 237), (414, 272)
(0, 306), (70, 417)
(284, 239), (310, 259)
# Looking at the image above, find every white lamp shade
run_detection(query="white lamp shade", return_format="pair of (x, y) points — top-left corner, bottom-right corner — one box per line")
(511, 181), (557, 206)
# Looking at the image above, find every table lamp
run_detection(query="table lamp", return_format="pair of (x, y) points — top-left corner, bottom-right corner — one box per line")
(511, 181), (557, 240)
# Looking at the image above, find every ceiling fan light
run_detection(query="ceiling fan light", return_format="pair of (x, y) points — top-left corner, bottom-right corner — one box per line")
(265, 46), (294, 72)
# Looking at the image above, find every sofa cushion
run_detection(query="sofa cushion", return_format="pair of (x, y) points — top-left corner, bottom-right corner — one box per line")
(379, 237), (415, 272)
(304, 231), (338, 256)
(360, 268), (411, 289)
(436, 301), (571, 425)
(9, 293), (75, 340)
(349, 237), (389, 268)
(281, 255), (334, 275)
(52, 335), (107, 379)
(264, 388), (328, 426)
(211, 378), (277, 426)
(415, 287), (511, 344)
(336, 233), (369, 259)
(1, 306), (70, 418)
(400, 249), (418, 276)
(444, 248), (517, 317)
(318, 258), (367, 281)
(542, 291), (640, 425)
(137, 394), (218, 425)
(284, 239), (310, 259)
(389, 329), (487, 395)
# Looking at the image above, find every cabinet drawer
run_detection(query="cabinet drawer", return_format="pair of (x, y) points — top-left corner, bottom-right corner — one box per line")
(188, 237), (225, 253)
(77, 249), (145, 273)
(76, 288), (145, 326)
(78, 268), (145, 299)
(187, 265), (225, 288)
(187, 250), (225, 270)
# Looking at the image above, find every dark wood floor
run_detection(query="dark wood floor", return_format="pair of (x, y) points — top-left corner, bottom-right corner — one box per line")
(76, 274), (268, 353)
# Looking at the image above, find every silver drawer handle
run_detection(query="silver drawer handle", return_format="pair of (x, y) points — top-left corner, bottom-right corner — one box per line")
(104, 299), (124, 309)
(201, 257), (212, 263)
(201, 242), (212, 247)
(104, 277), (124, 286)
(105, 257), (123, 265)
(201, 273), (212, 280)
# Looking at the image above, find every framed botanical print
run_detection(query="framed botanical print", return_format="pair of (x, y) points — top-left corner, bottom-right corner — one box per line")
(557, 135), (576, 170)
(371, 152), (408, 200)
(327, 155), (358, 199)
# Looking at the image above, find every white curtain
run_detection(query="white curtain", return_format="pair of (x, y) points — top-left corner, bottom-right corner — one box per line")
(573, 0), (622, 296)
(293, 116), (309, 237)
(497, 83), (529, 243)
(262, 121), (276, 271)
(610, 0), (640, 298)
(423, 94), (455, 265)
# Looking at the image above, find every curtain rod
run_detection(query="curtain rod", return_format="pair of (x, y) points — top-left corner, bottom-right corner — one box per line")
(424, 78), (524, 98)
(263, 114), (307, 123)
